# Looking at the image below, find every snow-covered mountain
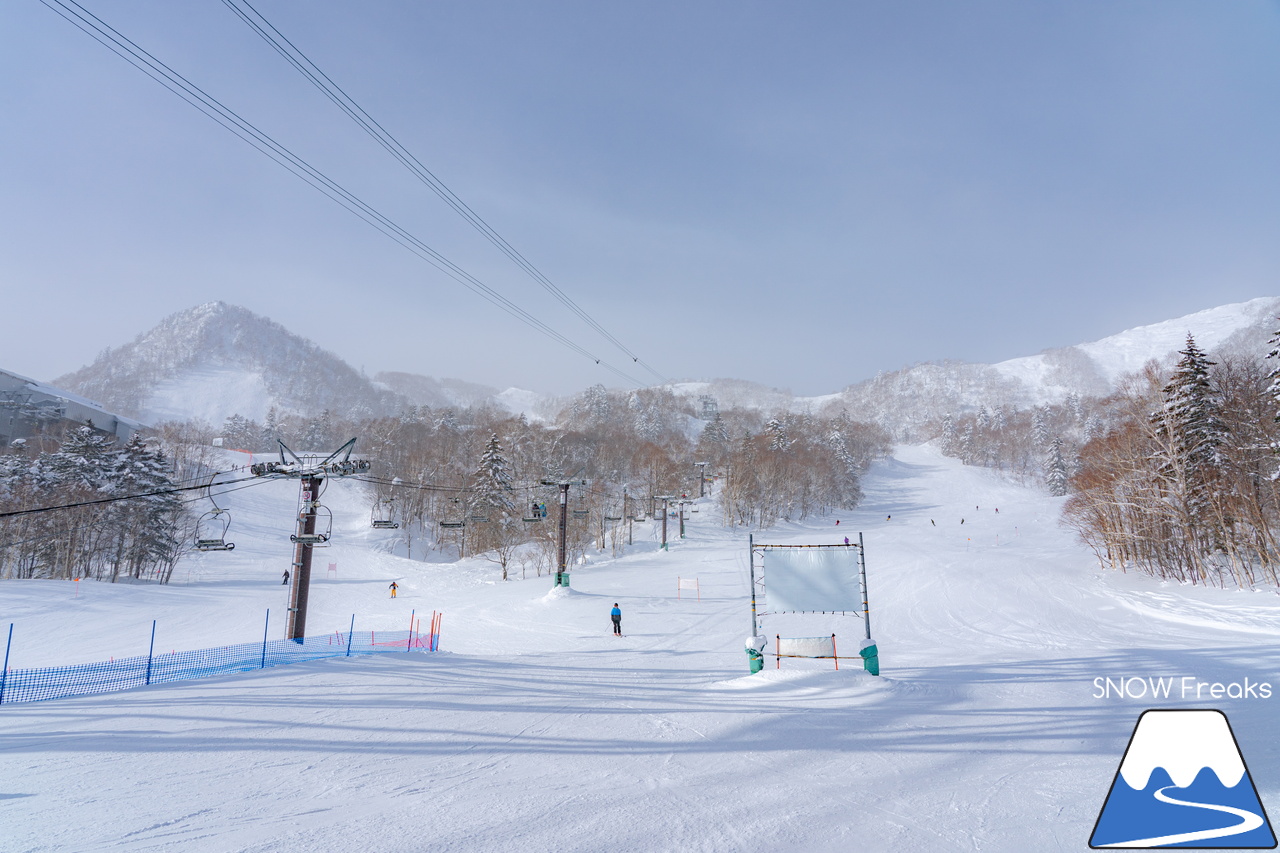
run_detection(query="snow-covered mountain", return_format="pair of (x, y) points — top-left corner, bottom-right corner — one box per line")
(54, 302), (407, 425)
(823, 296), (1280, 436)
(47, 296), (1279, 431)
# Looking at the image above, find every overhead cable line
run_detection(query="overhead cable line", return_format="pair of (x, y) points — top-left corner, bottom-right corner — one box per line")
(40, 0), (644, 387)
(0, 473), (262, 520)
(220, 0), (670, 386)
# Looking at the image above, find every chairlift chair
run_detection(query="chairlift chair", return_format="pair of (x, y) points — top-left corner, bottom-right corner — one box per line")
(195, 508), (235, 551)
(194, 475), (235, 552)
(291, 504), (333, 546)
(371, 498), (399, 530)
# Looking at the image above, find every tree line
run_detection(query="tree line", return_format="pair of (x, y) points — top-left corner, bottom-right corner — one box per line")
(0, 387), (889, 584)
(936, 331), (1280, 591)
(0, 427), (187, 582)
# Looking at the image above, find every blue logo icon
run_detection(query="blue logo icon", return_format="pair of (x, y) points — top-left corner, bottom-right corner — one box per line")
(1091, 709), (1276, 848)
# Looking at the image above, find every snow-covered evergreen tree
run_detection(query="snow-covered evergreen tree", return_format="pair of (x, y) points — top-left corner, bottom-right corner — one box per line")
(471, 433), (515, 514)
(1044, 437), (1069, 497)
(1151, 335), (1227, 520)
(765, 417), (791, 453)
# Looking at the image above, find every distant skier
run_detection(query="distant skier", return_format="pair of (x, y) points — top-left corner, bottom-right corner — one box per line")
(931, 519), (936, 527)
(389, 581), (398, 599)
(843, 536), (850, 546)
(835, 519), (840, 526)
(282, 570), (289, 585)
(611, 603), (622, 636)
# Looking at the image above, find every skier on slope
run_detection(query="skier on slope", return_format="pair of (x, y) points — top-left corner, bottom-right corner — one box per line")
(611, 603), (622, 636)
(389, 581), (398, 599)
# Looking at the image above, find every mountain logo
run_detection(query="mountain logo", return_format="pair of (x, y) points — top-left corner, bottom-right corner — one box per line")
(1090, 709), (1276, 848)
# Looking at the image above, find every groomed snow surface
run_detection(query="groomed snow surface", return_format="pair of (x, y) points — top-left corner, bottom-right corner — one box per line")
(4, 445), (1280, 852)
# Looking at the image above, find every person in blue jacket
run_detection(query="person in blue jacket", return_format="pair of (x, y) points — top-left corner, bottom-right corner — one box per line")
(611, 604), (622, 636)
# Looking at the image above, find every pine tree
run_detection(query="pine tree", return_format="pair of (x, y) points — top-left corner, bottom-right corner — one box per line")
(765, 418), (791, 453)
(1044, 437), (1069, 497)
(471, 433), (515, 514)
(1153, 336), (1226, 506)
(1150, 335), (1229, 560)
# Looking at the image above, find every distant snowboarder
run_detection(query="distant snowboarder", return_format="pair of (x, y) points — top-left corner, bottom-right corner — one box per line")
(389, 581), (398, 599)
(611, 604), (622, 636)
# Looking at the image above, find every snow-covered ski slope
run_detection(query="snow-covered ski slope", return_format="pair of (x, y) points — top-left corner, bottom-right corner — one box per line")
(3, 445), (1280, 852)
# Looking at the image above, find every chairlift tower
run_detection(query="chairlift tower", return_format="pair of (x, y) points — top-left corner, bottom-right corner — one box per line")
(252, 439), (370, 640)
(540, 478), (586, 588)
(694, 462), (709, 499)
(653, 495), (675, 550)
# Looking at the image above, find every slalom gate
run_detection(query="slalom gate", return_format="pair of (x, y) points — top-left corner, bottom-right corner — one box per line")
(677, 576), (700, 600)
(0, 610), (443, 706)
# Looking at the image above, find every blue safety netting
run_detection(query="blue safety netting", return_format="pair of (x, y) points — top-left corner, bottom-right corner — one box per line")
(0, 630), (431, 705)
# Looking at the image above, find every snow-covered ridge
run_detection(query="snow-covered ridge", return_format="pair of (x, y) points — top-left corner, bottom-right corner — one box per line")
(994, 296), (1280, 394)
(1118, 710), (1247, 790)
(43, 296), (1280, 430)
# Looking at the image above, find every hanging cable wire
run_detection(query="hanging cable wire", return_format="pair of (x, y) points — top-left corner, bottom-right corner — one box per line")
(38, 0), (645, 387)
(0, 472), (263, 520)
(219, 0), (670, 386)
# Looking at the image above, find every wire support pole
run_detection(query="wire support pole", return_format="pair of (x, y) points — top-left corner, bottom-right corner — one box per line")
(556, 483), (569, 586)
(653, 495), (674, 550)
(859, 531), (871, 640)
(748, 534), (758, 639)
(286, 474), (320, 641)
(540, 479), (583, 587)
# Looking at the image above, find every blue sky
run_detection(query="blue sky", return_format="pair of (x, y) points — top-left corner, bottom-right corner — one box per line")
(3, 1), (1278, 396)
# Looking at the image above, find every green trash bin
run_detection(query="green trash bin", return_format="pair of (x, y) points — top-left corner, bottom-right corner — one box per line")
(746, 647), (763, 674)
(859, 640), (879, 676)
(558, 573), (571, 588)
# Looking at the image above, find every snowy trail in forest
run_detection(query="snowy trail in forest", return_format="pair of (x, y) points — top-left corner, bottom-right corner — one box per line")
(3, 444), (1280, 852)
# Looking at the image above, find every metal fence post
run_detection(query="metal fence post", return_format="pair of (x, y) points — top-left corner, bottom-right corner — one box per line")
(145, 620), (156, 686)
(346, 614), (354, 657)
(0, 624), (12, 705)
(261, 609), (270, 669)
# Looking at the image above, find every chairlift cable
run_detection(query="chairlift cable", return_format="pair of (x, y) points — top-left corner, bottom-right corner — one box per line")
(220, 0), (669, 385)
(38, 0), (645, 388)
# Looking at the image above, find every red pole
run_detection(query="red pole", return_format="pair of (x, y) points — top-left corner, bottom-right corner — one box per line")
(832, 634), (839, 671)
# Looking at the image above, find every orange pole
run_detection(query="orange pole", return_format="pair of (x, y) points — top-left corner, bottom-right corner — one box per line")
(832, 634), (838, 671)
